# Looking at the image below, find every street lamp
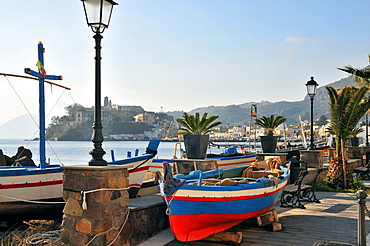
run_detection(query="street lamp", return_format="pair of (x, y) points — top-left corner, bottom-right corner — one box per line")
(305, 76), (319, 150)
(81, 0), (118, 166)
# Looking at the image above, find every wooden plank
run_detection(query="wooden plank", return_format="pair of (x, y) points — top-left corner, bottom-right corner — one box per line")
(256, 208), (279, 227)
(272, 222), (282, 231)
(202, 232), (242, 245)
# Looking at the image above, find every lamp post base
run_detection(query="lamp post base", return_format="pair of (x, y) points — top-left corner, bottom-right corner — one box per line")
(89, 148), (107, 166)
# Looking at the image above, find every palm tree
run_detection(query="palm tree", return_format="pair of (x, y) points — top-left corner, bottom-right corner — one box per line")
(326, 85), (370, 189)
(338, 66), (370, 87)
(255, 115), (287, 136)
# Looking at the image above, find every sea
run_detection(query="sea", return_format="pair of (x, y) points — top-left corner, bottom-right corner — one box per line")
(0, 138), (251, 166)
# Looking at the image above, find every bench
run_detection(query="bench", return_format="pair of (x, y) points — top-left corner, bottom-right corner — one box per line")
(280, 168), (324, 209)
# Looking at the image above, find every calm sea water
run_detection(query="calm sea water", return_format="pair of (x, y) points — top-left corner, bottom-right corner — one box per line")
(0, 138), (239, 166)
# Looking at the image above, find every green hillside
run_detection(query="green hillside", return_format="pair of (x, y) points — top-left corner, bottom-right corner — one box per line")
(168, 76), (356, 125)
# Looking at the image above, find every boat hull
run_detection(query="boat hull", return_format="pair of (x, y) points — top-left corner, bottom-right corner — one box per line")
(0, 166), (63, 203)
(150, 154), (256, 172)
(0, 166), (64, 219)
(163, 174), (288, 242)
(108, 153), (155, 198)
(0, 140), (159, 218)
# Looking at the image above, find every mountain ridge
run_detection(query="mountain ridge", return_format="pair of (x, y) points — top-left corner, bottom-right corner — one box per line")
(167, 76), (356, 125)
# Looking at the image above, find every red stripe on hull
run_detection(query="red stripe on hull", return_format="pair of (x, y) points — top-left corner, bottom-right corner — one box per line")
(0, 180), (63, 190)
(169, 204), (275, 242)
(129, 183), (142, 188)
(128, 166), (150, 173)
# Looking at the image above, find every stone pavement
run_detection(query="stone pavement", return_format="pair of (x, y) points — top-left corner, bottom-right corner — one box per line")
(139, 191), (370, 246)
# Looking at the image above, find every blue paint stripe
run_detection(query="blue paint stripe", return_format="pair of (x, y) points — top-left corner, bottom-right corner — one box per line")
(0, 166), (63, 176)
(168, 191), (282, 215)
(108, 153), (153, 165)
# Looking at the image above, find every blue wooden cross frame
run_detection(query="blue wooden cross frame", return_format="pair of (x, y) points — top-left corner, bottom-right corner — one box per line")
(24, 42), (63, 168)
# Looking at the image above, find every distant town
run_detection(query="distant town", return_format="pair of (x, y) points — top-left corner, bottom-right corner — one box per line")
(46, 97), (366, 145)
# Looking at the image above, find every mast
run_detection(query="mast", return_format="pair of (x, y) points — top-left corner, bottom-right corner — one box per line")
(24, 42), (63, 168)
(298, 115), (307, 148)
(249, 104), (257, 151)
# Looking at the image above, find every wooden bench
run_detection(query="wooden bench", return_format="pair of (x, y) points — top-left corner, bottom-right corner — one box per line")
(280, 168), (324, 209)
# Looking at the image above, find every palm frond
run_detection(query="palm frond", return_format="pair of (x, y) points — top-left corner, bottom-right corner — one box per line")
(175, 112), (222, 135)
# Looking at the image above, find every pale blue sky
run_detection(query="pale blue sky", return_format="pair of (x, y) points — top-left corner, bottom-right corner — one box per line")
(1, 1), (370, 126)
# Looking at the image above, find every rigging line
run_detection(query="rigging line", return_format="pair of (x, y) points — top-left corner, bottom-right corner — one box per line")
(0, 73), (71, 90)
(46, 88), (67, 119)
(44, 89), (68, 166)
(2, 75), (39, 129)
(3, 75), (66, 166)
(46, 140), (64, 166)
(43, 89), (70, 166)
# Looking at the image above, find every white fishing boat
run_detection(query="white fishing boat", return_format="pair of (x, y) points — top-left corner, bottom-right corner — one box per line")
(150, 143), (257, 173)
(108, 139), (160, 198)
(0, 42), (160, 222)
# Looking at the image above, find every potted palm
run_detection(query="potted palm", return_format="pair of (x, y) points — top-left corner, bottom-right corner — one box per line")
(175, 112), (222, 159)
(255, 115), (287, 153)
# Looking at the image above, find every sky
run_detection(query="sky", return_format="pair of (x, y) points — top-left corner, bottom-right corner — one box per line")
(1, 0), (370, 127)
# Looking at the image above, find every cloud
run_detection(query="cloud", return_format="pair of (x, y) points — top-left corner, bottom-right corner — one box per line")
(285, 36), (317, 43)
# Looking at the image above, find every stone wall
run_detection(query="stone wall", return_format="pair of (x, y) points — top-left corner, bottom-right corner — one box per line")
(62, 166), (129, 246)
(126, 197), (169, 245)
(299, 150), (323, 168)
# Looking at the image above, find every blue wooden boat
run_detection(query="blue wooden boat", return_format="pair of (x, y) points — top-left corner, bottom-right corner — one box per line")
(0, 43), (160, 221)
(160, 163), (289, 242)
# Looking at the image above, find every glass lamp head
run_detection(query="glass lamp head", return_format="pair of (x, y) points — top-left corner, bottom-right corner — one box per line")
(81, 0), (118, 33)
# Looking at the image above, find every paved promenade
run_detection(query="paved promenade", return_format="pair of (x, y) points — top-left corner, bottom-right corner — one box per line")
(139, 191), (370, 246)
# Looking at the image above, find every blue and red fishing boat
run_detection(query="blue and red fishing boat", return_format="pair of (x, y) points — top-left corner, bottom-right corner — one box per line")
(160, 163), (289, 242)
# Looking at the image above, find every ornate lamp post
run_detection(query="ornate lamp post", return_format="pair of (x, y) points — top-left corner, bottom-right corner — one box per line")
(306, 76), (319, 150)
(81, 0), (118, 166)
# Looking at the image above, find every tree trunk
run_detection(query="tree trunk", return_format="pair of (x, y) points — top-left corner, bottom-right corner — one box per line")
(341, 139), (347, 190)
(327, 156), (353, 190)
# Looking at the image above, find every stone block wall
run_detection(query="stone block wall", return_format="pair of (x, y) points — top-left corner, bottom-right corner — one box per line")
(299, 150), (323, 168)
(125, 203), (169, 245)
(61, 166), (129, 246)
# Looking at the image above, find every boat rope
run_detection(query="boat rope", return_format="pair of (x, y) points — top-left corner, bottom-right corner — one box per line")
(0, 194), (65, 204)
(25, 230), (62, 245)
(85, 207), (130, 246)
(81, 187), (130, 210)
(2, 74), (70, 166)
(2, 74), (39, 130)
(164, 190), (178, 215)
(130, 152), (157, 172)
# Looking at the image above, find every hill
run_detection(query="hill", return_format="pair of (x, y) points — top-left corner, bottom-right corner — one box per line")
(167, 76), (356, 125)
(0, 114), (38, 138)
